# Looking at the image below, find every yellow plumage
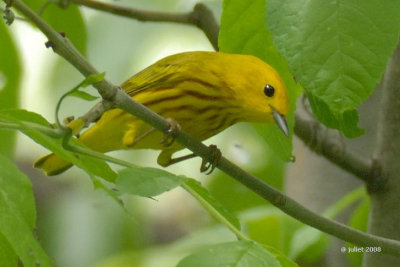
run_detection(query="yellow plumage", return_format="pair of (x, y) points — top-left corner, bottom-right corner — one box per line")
(34, 51), (289, 175)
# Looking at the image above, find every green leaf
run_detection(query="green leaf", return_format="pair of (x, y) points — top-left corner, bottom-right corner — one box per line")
(55, 74), (102, 128)
(0, 232), (18, 267)
(241, 207), (283, 249)
(253, 123), (293, 162)
(177, 241), (281, 267)
(66, 73), (104, 101)
(0, 154), (52, 266)
(32, 132), (117, 182)
(0, 109), (117, 181)
(265, 245), (299, 267)
(80, 72), (105, 88)
(0, 20), (21, 157)
(219, 0), (302, 161)
(93, 177), (126, 212)
(0, 109), (50, 126)
(267, 1), (400, 137)
(307, 92), (362, 137)
(68, 90), (98, 101)
(183, 179), (241, 231)
(116, 167), (184, 197)
(25, 0), (87, 54)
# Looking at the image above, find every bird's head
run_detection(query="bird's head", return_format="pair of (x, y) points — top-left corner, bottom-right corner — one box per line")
(227, 54), (290, 136)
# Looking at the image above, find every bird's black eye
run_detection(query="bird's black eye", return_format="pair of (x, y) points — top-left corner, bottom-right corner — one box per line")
(264, 84), (275, 97)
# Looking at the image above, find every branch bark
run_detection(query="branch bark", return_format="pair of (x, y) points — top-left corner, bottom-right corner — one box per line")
(294, 114), (373, 184)
(6, 0), (400, 257)
(363, 43), (400, 266)
(69, 0), (220, 51)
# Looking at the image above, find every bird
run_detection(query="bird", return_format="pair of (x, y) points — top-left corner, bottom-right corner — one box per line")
(34, 51), (289, 175)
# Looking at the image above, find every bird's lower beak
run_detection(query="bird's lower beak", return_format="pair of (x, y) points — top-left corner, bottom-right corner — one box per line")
(272, 108), (289, 137)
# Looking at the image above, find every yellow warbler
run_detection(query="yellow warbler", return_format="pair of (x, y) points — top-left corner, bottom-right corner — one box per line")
(35, 51), (289, 175)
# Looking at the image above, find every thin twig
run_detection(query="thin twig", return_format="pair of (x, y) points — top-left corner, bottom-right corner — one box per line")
(0, 121), (64, 138)
(69, 0), (220, 50)
(1, 6), (26, 23)
(37, 0), (55, 16)
(6, 0), (400, 256)
(62, 134), (136, 168)
(77, 100), (114, 127)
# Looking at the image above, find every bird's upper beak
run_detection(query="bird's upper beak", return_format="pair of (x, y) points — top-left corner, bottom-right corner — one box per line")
(272, 108), (289, 137)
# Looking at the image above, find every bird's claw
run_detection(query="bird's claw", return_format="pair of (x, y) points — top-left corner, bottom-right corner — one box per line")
(200, 144), (222, 175)
(160, 118), (181, 147)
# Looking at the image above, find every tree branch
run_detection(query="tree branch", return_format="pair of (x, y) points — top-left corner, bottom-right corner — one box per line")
(294, 114), (373, 184)
(76, 99), (114, 127)
(364, 42), (400, 266)
(69, 0), (220, 51)
(6, 0), (400, 257)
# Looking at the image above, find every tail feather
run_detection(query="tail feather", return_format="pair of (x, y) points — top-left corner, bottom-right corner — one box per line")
(34, 153), (73, 176)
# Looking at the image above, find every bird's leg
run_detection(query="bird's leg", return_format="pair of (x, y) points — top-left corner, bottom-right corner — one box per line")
(200, 144), (222, 174)
(160, 118), (182, 147)
(158, 152), (198, 167)
(157, 144), (222, 175)
(128, 128), (157, 146)
(127, 118), (181, 147)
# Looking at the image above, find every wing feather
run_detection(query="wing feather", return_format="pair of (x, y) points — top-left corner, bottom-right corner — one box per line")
(120, 52), (216, 96)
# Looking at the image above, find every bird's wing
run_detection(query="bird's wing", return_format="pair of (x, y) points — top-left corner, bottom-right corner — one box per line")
(121, 59), (186, 96)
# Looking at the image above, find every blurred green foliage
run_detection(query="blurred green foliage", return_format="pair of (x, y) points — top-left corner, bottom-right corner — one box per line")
(1, 0), (396, 266)
(0, 154), (52, 266)
(347, 197), (370, 266)
(177, 241), (281, 267)
(26, 0), (87, 53)
(0, 20), (21, 157)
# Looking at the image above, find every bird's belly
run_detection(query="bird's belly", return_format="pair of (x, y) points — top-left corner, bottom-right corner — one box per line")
(130, 111), (233, 150)
(79, 104), (237, 153)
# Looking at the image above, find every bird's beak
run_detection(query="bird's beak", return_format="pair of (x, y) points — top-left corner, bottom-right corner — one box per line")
(272, 108), (289, 137)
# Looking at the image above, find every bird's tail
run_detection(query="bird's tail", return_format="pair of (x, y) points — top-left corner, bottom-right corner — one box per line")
(34, 119), (87, 175)
(34, 153), (73, 176)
